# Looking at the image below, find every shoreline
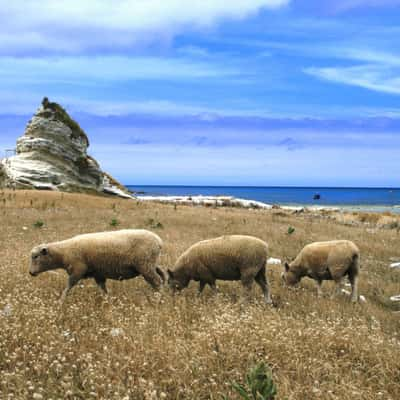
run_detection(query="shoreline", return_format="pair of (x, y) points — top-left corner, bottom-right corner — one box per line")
(136, 194), (400, 214)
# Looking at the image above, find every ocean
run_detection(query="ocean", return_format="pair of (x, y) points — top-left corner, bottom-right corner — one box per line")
(127, 185), (400, 212)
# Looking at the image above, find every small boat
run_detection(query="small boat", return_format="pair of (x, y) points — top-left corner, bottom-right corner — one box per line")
(313, 193), (321, 200)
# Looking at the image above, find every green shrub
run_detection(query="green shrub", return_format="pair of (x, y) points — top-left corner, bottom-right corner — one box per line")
(33, 220), (44, 229)
(110, 218), (120, 227)
(41, 97), (89, 146)
(224, 362), (277, 400)
(287, 226), (295, 235)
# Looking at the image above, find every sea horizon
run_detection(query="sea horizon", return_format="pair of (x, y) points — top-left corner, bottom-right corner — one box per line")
(127, 184), (400, 190)
(127, 185), (400, 211)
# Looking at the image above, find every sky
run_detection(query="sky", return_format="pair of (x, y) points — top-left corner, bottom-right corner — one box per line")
(0, 0), (400, 187)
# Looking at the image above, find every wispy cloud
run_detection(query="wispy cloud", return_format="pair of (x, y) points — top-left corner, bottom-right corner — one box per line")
(339, 49), (400, 65)
(0, 0), (289, 55)
(303, 42), (400, 95)
(305, 63), (400, 95)
(0, 55), (239, 83)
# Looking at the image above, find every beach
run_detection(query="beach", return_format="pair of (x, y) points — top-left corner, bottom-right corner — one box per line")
(136, 194), (400, 215)
(131, 185), (400, 214)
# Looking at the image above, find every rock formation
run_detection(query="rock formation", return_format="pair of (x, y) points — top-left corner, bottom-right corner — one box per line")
(0, 98), (132, 198)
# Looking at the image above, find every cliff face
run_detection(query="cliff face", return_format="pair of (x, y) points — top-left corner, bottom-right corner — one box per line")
(0, 98), (131, 198)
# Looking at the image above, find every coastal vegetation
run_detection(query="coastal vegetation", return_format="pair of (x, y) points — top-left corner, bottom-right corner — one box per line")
(41, 97), (89, 146)
(0, 190), (399, 399)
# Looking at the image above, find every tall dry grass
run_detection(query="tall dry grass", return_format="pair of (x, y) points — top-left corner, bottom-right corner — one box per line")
(0, 190), (399, 399)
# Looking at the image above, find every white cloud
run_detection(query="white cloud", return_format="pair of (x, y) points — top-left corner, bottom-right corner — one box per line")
(0, 0), (289, 54)
(305, 64), (400, 95)
(305, 47), (400, 95)
(340, 49), (400, 66)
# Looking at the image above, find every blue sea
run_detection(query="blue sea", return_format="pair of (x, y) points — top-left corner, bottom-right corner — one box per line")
(127, 185), (400, 212)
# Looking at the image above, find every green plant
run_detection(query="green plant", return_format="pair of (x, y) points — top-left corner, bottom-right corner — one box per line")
(33, 220), (44, 229)
(287, 226), (295, 235)
(41, 97), (89, 146)
(226, 362), (277, 400)
(110, 218), (120, 227)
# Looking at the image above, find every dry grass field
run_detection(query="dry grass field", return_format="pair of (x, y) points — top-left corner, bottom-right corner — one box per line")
(0, 190), (399, 399)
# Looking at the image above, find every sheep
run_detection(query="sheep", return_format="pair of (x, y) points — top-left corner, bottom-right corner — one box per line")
(29, 229), (164, 302)
(167, 235), (272, 303)
(282, 240), (360, 302)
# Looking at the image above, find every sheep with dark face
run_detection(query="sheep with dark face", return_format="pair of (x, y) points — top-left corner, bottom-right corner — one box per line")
(29, 229), (164, 302)
(167, 235), (272, 303)
(282, 240), (360, 302)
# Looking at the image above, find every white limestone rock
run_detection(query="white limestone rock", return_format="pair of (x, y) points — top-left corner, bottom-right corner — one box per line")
(0, 98), (132, 198)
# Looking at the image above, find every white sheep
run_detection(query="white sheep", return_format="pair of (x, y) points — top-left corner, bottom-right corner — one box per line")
(167, 235), (272, 303)
(29, 229), (164, 302)
(282, 240), (360, 302)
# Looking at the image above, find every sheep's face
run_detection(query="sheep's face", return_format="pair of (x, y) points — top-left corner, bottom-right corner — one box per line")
(155, 266), (168, 285)
(281, 262), (300, 286)
(29, 245), (55, 276)
(167, 269), (189, 291)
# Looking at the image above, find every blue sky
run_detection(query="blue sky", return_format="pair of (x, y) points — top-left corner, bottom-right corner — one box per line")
(1, 0), (400, 186)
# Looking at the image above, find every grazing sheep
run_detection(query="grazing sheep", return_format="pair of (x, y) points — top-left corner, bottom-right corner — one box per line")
(167, 235), (272, 303)
(282, 240), (360, 302)
(29, 229), (163, 302)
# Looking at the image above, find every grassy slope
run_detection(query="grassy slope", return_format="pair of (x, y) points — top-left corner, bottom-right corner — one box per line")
(0, 190), (399, 399)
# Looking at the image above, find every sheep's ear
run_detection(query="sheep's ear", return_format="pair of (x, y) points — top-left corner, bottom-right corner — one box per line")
(167, 269), (173, 278)
(40, 247), (48, 256)
(284, 262), (290, 272)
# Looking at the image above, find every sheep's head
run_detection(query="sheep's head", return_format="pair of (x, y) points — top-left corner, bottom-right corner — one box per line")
(29, 245), (57, 276)
(281, 262), (300, 286)
(167, 269), (189, 291)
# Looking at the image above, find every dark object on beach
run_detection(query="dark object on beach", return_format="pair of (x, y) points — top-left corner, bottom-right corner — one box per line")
(313, 193), (321, 200)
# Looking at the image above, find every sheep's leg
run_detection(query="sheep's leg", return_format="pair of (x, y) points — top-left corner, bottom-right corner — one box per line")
(209, 282), (218, 294)
(198, 281), (206, 294)
(198, 281), (217, 295)
(240, 274), (254, 303)
(95, 276), (107, 294)
(316, 280), (323, 298)
(60, 275), (81, 303)
(332, 278), (343, 298)
(255, 268), (272, 304)
(348, 273), (359, 303)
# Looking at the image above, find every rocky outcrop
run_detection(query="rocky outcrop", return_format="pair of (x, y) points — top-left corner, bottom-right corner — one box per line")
(0, 98), (132, 198)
